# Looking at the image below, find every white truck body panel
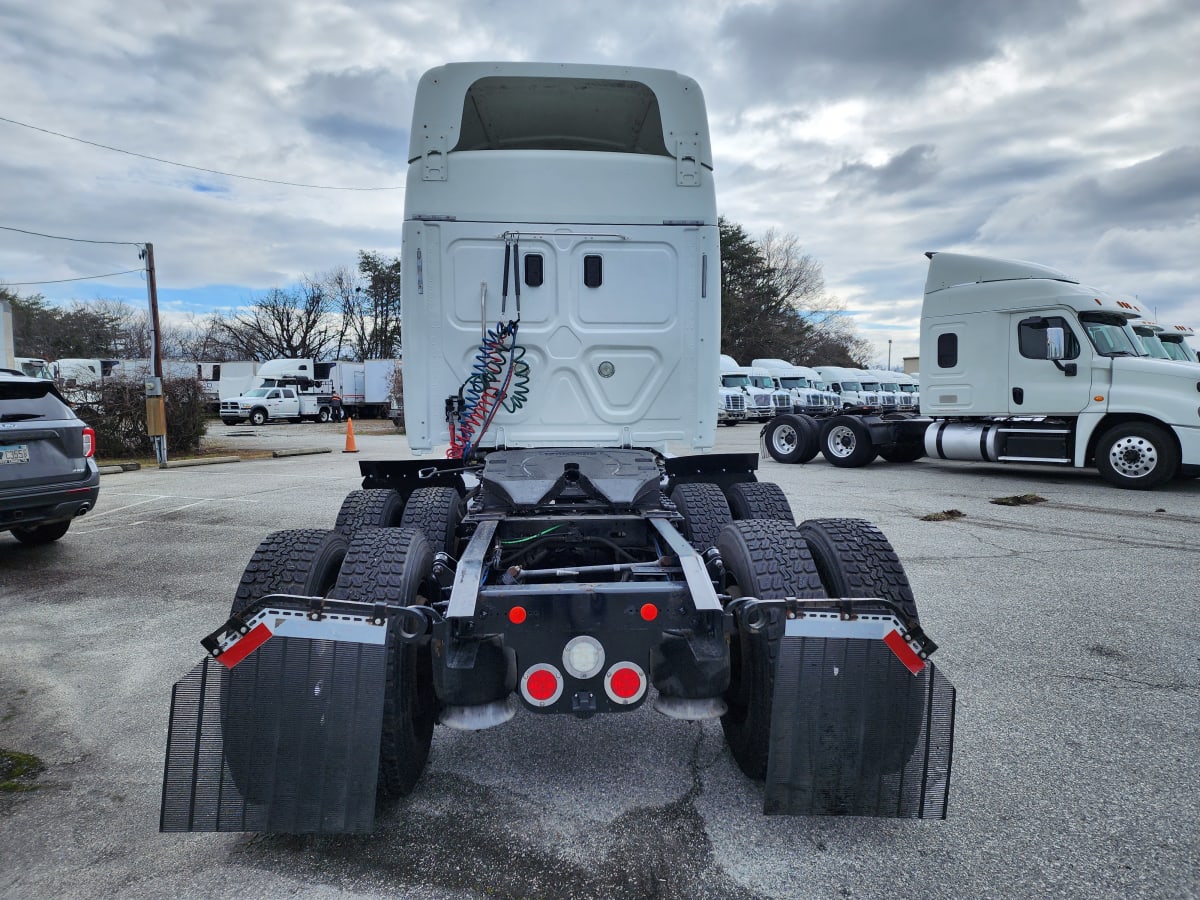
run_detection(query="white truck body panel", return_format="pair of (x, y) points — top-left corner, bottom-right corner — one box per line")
(402, 63), (719, 453)
(920, 252), (1200, 474)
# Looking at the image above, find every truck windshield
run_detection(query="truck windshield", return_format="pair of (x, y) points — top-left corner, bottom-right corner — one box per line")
(881, 382), (899, 391)
(751, 376), (774, 389)
(861, 381), (880, 390)
(1078, 313), (1139, 357)
(841, 381), (863, 391)
(243, 388), (271, 398)
(1161, 340), (1195, 362)
(722, 374), (751, 388)
(779, 377), (810, 389)
(900, 384), (917, 393)
(1133, 330), (1171, 360)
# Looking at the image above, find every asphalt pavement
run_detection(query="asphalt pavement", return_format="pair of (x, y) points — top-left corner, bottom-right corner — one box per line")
(1, 419), (1198, 899)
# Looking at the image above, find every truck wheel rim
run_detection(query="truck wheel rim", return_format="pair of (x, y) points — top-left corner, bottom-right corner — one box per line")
(772, 424), (798, 454)
(1109, 436), (1157, 478)
(827, 424), (855, 458)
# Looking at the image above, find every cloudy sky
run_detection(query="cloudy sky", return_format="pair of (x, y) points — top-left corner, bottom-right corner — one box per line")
(1, 0), (1197, 364)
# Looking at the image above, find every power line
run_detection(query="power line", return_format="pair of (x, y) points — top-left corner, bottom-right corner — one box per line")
(5, 268), (144, 286)
(0, 224), (143, 247)
(0, 114), (405, 191)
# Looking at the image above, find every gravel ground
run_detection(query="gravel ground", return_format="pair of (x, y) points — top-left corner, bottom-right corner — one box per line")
(1, 420), (1198, 899)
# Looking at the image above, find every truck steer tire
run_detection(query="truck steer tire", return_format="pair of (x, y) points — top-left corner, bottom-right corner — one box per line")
(330, 527), (437, 800)
(669, 482), (732, 552)
(820, 415), (877, 467)
(796, 518), (918, 622)
(249, 408), (268, 426)
(1096, 422), (1179, 490)
(763, 414), (818, 464)
(725, 481), (795, 524)
(400, 486), (464, 555)
(877, 440), (925, 463)
(718, 519), (825, 780)
(335, 489), (406, 538)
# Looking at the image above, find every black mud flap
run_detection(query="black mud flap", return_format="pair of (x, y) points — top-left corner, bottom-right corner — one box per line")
(160, 606), (389, 833)
(764, 612), (955, 818)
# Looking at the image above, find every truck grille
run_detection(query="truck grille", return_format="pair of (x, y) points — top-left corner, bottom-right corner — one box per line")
(772, 395), (791, 410)
(724, 394), (746, 411)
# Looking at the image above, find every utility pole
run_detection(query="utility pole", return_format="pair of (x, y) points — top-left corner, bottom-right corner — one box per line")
(141, 243), (168, 466)
(888, 339), (892, 370)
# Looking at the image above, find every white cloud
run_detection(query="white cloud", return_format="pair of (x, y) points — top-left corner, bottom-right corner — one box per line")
(1, 0), (1198, 368)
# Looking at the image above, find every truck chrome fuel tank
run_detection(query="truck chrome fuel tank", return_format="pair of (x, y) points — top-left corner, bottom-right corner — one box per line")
(924, 421), (1002, 461)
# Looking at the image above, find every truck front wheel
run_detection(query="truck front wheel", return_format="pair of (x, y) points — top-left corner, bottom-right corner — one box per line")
(249, 407), (268, 426)
(820, 415), (877, 467)
(718, 520), (825, 780)
(1096, 423), (1179, 489)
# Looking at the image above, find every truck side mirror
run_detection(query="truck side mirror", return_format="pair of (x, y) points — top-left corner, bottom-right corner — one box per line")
(1045, 327), (1066, 360)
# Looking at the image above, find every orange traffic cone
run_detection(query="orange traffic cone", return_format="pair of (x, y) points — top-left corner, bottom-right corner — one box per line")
(343, 417), (359, 453)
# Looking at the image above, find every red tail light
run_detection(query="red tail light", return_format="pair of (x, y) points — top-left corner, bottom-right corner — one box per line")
(603, 662), (647, 705)
(520, 663), (563, 707)
(82, 426), (95, 458)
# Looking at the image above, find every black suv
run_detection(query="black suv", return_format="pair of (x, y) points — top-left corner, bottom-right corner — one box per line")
(0, 372), (100, 545)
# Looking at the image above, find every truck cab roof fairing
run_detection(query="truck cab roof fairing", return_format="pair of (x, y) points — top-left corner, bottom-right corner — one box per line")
(408, 62), (712, 168)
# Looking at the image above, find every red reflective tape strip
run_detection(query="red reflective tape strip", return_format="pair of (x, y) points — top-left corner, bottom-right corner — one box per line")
(883, 628), (926, 675)
(217, 622), (272, 669)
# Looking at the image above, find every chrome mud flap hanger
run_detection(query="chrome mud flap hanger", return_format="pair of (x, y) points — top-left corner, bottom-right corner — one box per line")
(749, 598), (956, 818)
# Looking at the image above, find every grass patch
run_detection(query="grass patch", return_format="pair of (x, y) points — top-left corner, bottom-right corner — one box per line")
(990, 493), (1047, 507)
(0, 748), (45, 792)
(921, 509), (966, 522)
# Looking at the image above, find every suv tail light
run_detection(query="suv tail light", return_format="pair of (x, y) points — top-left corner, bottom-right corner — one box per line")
(82, 426), (96, 458)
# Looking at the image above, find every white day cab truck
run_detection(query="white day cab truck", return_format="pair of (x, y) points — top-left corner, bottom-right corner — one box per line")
(159, 62), (955, 835)
(752, 358), (838, 415)
(763, 252), (1200, 489)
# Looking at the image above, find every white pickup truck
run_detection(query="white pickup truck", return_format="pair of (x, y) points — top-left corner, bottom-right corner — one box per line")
(219, 385), (334, 425)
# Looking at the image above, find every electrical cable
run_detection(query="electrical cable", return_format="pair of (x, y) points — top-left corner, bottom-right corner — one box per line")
(0, 114), (404, 191)
(4, 268), (144, 286)
(0, 224), (142, 247)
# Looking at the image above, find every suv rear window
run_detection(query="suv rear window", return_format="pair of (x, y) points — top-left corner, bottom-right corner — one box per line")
(0, 380), (74, 420)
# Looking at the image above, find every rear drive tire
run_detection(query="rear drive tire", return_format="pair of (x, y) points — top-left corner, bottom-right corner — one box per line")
(820, 415), (877, 467)
(718, 519), (825, 780)
(669, 482), (733, 552)
(725, 481), (795, 524)
(331, 527), (437, 800)
(223, 528), (349, 799)
(399, 486), (464, 555)
(1095, 422), (1178, 490)
(318, 407), (332, 423)
(796, 518), (918, 622)
(11, 520), (72, 545)
(796, 518), (925, 770)
(335, 488), (406, 538)
(231, 528), (349, 617)
(763, 414), (819, 464)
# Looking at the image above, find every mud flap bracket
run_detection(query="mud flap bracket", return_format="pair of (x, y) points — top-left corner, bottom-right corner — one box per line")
(763, 608), (956, 818)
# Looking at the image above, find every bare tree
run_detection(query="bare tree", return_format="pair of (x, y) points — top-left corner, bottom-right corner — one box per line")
(208, 283), (339, 361)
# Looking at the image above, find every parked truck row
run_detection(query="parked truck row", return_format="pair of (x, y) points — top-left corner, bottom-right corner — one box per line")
(762, 252), (1200, 490)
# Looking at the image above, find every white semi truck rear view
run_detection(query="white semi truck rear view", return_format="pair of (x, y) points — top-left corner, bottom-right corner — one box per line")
(765, 252), (1200, 489)
(160, 62), (954, 835)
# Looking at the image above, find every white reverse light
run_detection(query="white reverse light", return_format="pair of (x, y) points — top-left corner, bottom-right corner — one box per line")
(562, 635), (605, 680)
